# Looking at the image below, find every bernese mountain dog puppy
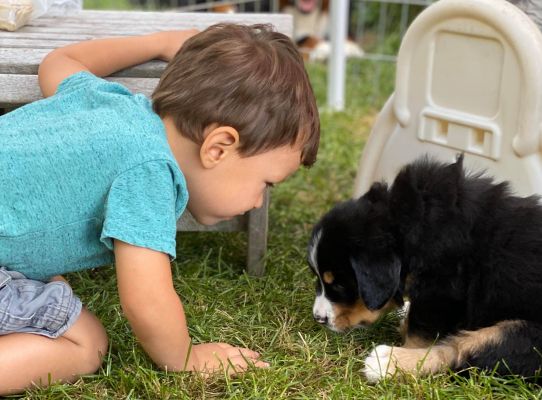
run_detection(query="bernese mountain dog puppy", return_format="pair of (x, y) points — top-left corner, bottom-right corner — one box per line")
(308, 155), (542, 382)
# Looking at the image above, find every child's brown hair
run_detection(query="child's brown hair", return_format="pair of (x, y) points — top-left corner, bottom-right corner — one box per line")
(152, 23), (320, 166)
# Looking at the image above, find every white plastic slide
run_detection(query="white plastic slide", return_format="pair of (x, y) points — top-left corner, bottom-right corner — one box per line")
(354, 0), (542, 198)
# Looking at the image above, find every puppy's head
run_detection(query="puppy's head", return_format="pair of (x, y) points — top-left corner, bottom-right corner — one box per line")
(308, 182), (403, 332)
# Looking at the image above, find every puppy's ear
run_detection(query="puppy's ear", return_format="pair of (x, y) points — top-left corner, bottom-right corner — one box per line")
(350, 253), (401, 310)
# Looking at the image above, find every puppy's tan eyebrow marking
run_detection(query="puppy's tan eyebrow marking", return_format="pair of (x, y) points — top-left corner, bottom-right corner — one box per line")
(323, 271), (334, 284)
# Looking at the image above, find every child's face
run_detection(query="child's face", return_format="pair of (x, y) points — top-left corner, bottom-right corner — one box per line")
(187, 145), (301, 225)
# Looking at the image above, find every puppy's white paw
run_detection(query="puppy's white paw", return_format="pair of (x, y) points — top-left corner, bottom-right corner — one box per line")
(363, 345), (396, 383)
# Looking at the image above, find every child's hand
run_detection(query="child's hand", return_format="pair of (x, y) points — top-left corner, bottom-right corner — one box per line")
(156, 29), (199, 62)
(190, 342), (269, 376)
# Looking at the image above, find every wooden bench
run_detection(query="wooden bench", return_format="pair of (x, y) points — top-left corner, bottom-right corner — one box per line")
(0, 10), (293, 276)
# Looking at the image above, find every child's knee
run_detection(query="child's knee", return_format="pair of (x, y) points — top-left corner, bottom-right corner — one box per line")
(65, 308), (109, 373)
(87, 315), (109, 365)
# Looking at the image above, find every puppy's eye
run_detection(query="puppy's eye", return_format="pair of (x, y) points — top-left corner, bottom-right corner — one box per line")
(332, 283), (346, 293)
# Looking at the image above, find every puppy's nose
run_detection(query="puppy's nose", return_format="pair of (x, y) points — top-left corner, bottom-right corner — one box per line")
(314, 314), (328, 325)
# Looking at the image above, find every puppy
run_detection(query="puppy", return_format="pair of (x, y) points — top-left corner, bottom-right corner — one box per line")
(308, 155), (542, 382)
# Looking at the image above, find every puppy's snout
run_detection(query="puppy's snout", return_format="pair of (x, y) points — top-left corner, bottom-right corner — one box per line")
(313, 313), (328, 325)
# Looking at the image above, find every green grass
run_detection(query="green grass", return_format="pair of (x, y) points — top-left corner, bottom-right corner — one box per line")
(16, 62), (542, 399)
(84, 0), (133, 10)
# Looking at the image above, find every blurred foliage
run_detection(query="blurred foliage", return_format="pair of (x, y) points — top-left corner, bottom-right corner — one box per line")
(84, 0), (132, 9)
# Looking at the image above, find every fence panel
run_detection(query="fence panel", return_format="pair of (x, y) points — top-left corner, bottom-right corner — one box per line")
(347, 0), (434, 109)
(126, 0), (278, 12)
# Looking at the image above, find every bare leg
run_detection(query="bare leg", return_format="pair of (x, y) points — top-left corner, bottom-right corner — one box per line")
(0, 307), (108, 395)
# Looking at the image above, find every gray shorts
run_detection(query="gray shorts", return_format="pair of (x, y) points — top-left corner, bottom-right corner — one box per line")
(0, 268), (82, 338)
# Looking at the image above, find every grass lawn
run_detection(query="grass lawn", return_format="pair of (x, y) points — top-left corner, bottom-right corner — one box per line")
(17, 61), (542, 399)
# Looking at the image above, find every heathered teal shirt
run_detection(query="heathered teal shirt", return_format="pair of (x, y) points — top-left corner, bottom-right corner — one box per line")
(0, 72), (189, 281)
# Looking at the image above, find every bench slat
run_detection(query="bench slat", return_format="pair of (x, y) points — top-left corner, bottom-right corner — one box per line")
(0, 11), (292, 37)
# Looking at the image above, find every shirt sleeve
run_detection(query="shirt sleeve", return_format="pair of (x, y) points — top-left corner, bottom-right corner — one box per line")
(55, 71), (132, 97)
(100, 160), (187, 260)
(55, 71), (102, 95)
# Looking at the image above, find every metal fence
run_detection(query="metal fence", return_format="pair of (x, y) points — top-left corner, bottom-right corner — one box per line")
(130, 0), (279, 11)
(345, 0), (434, 109)
(351, 0), (434, 62)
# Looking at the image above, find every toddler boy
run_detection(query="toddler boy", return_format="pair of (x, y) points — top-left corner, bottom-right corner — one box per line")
(0, 23), (319, 394)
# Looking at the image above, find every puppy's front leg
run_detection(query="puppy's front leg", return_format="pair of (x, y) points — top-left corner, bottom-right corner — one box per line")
(363, 343), (456, 382)
(397, 301), (434, 348)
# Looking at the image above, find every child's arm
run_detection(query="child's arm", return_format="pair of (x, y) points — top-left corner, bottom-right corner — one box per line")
(38, 30), (197, 98)
(114, 240), (268, 374)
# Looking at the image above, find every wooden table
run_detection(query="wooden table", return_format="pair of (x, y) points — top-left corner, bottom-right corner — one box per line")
(0, 10), (293, 276)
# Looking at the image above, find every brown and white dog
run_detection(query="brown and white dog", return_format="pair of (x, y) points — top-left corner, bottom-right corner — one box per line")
(308, 155), (542, 382)
(280, 0), (363, 61)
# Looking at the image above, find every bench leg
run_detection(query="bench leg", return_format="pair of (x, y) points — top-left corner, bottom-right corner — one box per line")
(246, 190), (269, 277)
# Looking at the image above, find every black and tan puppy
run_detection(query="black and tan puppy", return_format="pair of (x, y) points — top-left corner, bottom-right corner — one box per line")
(308, 155), (542, 382)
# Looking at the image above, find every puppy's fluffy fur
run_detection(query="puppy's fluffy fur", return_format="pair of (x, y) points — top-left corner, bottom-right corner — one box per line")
(308, 155), (542, 382)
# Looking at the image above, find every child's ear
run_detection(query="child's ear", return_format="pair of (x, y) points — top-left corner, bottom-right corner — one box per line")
(199, 125), (240, 168)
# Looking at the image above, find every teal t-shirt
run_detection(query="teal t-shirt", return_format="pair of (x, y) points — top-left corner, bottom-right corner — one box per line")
(0, 72), (189, 280)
